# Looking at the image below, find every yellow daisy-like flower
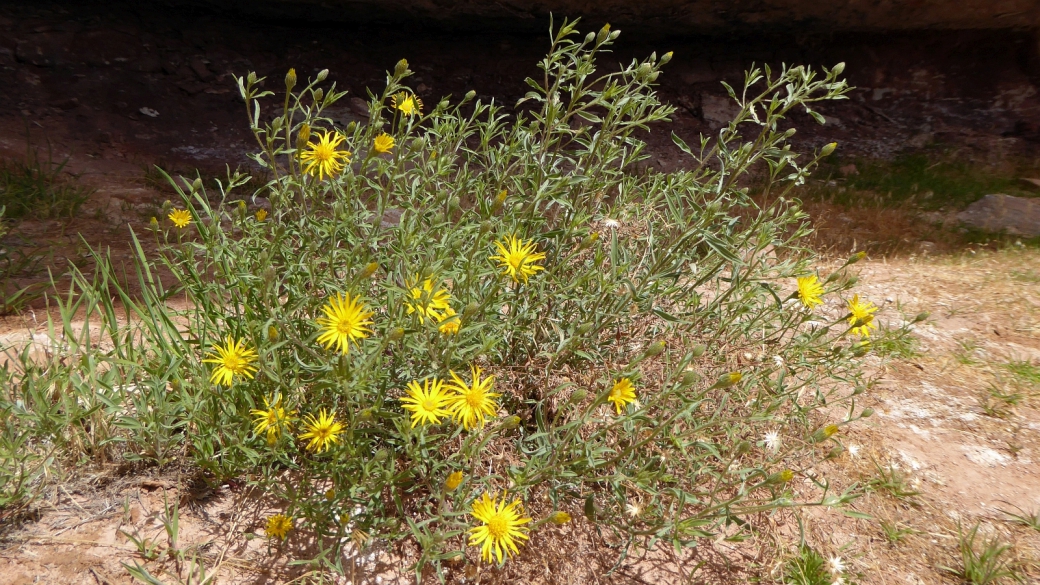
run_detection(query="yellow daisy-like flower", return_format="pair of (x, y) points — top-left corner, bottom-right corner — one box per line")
(299, 129), (351, 180)
(266, 514), (293, 540)
(316, 292), (374, 354)
(373, 133), (395, 153)
(250, 396), (294, 445)
(399, 377), (453, 428)
(168, 208), (192, 229)
(447, 365), (500, 430)
(796, 275), (824, 310)
(298, 408), (343, 453)
(255, 209), (268, 222)
(607, 378), (637, 414)
(391, 92), (423, 117)
(468, 493), (531, 564)
(445, 471), (464, 491)
(490, 235), (546, 284)
(847, 294), (878, 338)
(405, 276), (451, 324)
(201, 335), (258, 387)
(437, 307), (460, 335)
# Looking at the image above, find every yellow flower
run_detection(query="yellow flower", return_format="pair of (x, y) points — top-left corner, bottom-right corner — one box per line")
(299, 129), (351, 180)
(316, 292), (374, 354)
(201, 335), (258, 387)
(847, 294), (878, 338)
(468, 493), (531, 564)
(549, 511), (571, 525)
(255, 209), (268, 222)
(391, 92), (423, 117)
(299, 408), (343, 453)
(373, 133), (395, 153)
(447, 365), (500, 430)
(168, 208), (192, 229)
(250, 396), (294, 445)
(607, 378), (637, 414)
(445, 471), (464, 491)
(266, 514), (293, 540)
(796, 275), (824, 310)
(405, 276), (451, 324)
(490, 235), (546, 284)
(437, 307), (460, 335)
(399, 377), (452, 427)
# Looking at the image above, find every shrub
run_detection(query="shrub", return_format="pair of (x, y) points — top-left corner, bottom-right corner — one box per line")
(1, 19), (874, 579)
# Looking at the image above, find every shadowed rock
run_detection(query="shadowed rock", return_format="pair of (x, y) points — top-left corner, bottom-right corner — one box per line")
(957, 194), (1040, 237)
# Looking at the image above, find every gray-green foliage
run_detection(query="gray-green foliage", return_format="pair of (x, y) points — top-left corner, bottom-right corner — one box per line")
(2, 20), (873, 577)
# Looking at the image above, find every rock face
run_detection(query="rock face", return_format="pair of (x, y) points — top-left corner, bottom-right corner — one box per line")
(957, 194), (1040, 237)
(171, 0), (1040, 33)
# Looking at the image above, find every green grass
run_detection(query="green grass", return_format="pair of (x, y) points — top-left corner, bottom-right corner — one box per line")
(941, 522), (1022, 585)
(783, 545), (831, 585)
(817, 153), (1036, 212)
(1003, 359), (1040, 389)
(0, 140), (93, 220)
(879, 519), (920, 545)
(870, 325), (919, 359)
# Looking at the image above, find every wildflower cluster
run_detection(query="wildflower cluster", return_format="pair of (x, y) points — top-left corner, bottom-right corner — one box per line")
(1, 20), (887, 580)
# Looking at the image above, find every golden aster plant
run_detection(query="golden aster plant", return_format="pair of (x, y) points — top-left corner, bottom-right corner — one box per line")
(468, 493), (531, 564)
(266, 514), (293, 540)
(373, 133), (395, 153)
(607, 378), (637, 414)
(404, 276), (451, 324)
(391, 92), (423, 117)
(316, 292), (374, 354)
(201, 335), (258, 387)
(168, 208), (192, 228)
(489, 235), (546, 284)
(250, 396), (294, 445)
(447, 366), (500, 430)
(299, 409), (343, 453)
(796, 275), (824, 310)
(399, 377), (452, 427)
(436, 307), (460, 335)
(299, 129), (351, 180)
(847, 294), (878, 337)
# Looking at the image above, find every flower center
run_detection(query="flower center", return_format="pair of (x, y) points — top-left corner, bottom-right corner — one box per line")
(486, 514), (508, 539)
(314, 144), (334, 163)
(508, 254), (523, 270)
(224, 355), (242, 372)
(337, 318), (355, 335)
(465, 389), (484, 409)
(421, 398), (438, 412)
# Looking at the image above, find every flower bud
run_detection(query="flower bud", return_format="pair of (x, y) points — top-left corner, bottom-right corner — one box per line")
(596, 23), (611, 44)
(852, 342), (870, 357)
(648, 71), (661, 83)
(681, 371), (700, 386)
(713, 372), (742, 388)
(811, 424), (840, 442)
(690, 343), (706, 358)
(255, 209), (268, 222)
(491, 189), (507, 214)
(149, 216), (158, 228)
(358, 408), (374, 422)
(826, 444), (844, 460)
(852, 385), (866, 396)
(237, 200), (247, 214)
(313, 88), (324, 103)
(297, 123), (311, 149)
(860, 408), (874, 418)
(583, 494), (597, 521)
(765, 469), (794, 485)
(549, 511), (572, 525)
(735, 441), (752, 456)
(570, 389), (588, 403)
(585, 32), (596, 44)
(847, 251), (866, 265)
(268, 325), (279, 341)
(448, 196), (461, 211)
(170, 379), (182, 392)
(388, 327), (405, 342)
(832, 62), (845, 76)
(315, 69), (329, 82)
(579, 232), (599, 250)
(501, 415), (521, 430)
(636, 63), (653, 80)
(325, 488), (336, 501)
(360, 262), (379, 278)
(262, 266), (276, 287)
(394, 58), (409, 76)
(462, 302), (480, 320)
(643, 340), (666, 358)
(285, 68), (297, 90)
(479, 221), (493, 235)
(608, 29), (620, 40)
(374, 448), (389, 462)
(785, 127), (798, 137)
(192, 178), (203, 192)
(660, 51), (673, 65)
(162, 200), (173, 214)
(438, 99), (450, 111)
(576, 323), (594, 335)
(845, 275), (859, 287)
(820, 142), (837, 157)
(444, 471), (463, 491)
(913, 311), (929, 323)
(464, 90), (476, 101)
